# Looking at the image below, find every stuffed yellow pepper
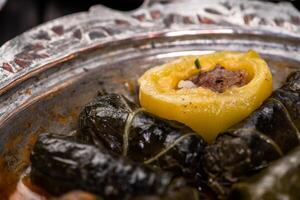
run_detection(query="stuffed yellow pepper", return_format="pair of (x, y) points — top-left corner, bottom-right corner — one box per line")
(138, 50), (272, 142)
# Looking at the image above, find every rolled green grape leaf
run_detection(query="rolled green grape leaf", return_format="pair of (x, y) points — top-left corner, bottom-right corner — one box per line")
(31, 133), (199, 200)
(78, 94), (206, 177)
(202, 71), (300, 195)
(230, 145), (300, 200)
(272, 71), (300, 128)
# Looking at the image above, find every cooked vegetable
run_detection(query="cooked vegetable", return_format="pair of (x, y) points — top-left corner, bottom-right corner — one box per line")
(78, 94), (206, 177)
(138, 50), (272, 142)
(230, 146), (300, 200)
(30, 133), (200, 200)
(202, 71), (300, 195)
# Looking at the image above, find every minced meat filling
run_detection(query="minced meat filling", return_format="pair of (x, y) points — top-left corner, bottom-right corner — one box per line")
(187, 64), (247, 93)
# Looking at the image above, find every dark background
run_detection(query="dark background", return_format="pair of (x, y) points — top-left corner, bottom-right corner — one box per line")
(0, 0), (298, 45)
(0, 0), (144, 45)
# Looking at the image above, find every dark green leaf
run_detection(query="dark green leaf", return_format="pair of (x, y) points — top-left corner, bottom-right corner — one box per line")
(230, 145), (300, 200)
(78, 94), (206, 177)
(202, 71), (300, 196)
(194, 58), (201, 69)
(31, 133), (200, 200)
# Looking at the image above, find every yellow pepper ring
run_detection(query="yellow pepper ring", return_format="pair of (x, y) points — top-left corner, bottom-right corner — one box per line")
(138, 50), (272, 142)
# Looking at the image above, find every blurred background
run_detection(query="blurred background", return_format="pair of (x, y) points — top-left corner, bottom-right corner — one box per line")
(0, 0), (144, 45)
(0, 0), (298, 45)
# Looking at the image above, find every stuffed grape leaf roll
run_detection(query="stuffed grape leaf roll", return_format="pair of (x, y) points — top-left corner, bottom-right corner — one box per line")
(30, 133), (200, 200)
(202, 71), (300, 195)
(230, 145), (300, 200)
(78, 94), (206, 177)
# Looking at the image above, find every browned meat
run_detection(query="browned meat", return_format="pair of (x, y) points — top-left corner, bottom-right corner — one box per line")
(188, 64), (247, 93)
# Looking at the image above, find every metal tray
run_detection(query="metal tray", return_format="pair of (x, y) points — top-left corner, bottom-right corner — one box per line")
(0, 0), (300, 198)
